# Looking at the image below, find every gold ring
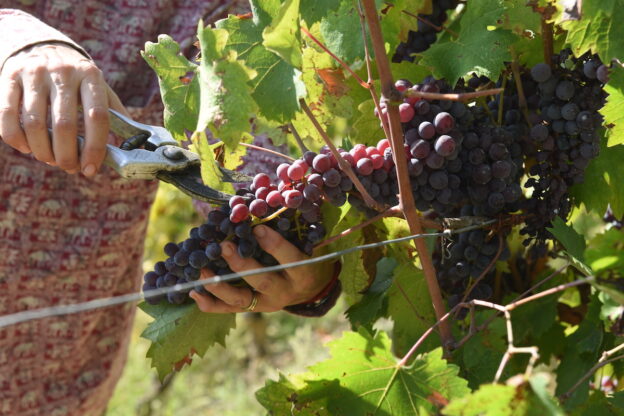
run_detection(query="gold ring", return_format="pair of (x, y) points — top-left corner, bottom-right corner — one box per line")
(243, 291), (258, 312)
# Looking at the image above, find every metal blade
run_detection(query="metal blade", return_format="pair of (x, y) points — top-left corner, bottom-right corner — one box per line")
(156, 165), (233, 204)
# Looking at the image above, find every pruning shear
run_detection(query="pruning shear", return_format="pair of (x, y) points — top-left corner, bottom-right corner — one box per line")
(79, 109), (238, 203)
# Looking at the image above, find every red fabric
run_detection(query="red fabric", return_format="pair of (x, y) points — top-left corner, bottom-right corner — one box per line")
(0, 2), (243, 415)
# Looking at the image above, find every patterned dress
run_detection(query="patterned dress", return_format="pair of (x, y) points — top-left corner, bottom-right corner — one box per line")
(0, 2), (240, 415)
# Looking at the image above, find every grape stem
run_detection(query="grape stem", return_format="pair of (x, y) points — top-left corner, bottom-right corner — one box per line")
(355, 0), (391, 141)
(299, 98), (385, 212)
(510, 47), (531, 124)
(361, 0), (453, 347)
(541, 19), (554, 67)
(401, 10), (459, 37)
(403, 87), (504, 102)
(240, 142), (295, 161)
(287, 123), (309, 154)
(256, 206), (289, 224)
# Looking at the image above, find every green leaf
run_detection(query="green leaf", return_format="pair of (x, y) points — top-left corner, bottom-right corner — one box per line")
(443, 379), (563, 416)
(387, 260), (438, 356)
(304, 330), (469, 415)
(327, 207), (376, 303)
(140, 302), (236, 380)
(345, 257), (397, 329)
(572, 391), (624, 416)
(459, 310), (507, 387)
(556, 295), (604, 409)
(319, 0), (369, 64)
(560, 2), (624, 65)
(420, 0), (517, 85)
(300, 0), (341, 26)
(141, 36), (199, 142)
(190, 131), (235, 194)
(570, 140), (624, 219)
(601, 66), (624, 147)
(547, 216), (587, 262)
(442, 384), (517, 415)
(216, 13), (306, 123)
(195, 23), (257, 149)
(262, 0), (303, 69)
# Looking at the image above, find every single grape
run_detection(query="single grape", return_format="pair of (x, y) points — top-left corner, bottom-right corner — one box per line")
(284, 189), (303, 208)
(276, 163), (290, 182)
(434, 135), (455, 157)
(418, 121), (436, 140)
(425, 152), (445, 169)
(303, 183), (322, 202)
(205, 242), (222, 260)
(434, 112), (455, 134)
(472, 164), (492, 185)
(356, 158), (374, 175)
(312, 153), (332, 173)
(164, 242), (180, 257)
(491, 160), (512, 179)
(597, 64), (609, 83)
(252, 173), (271, 190)
(323, 168), (342, 187)
(303, 151), (317, 167)
(144, 271), (159, 286)
(399, 102), (415, 123)
(189, 250), (209, 269)
(530, 62), (552, 83)
(266, 190), (284, 208)
(410, 139), (431, 159)
(561, 102), (579, 121)
(530, 124), (549, 141)
(230, 203), (250, 223)
(555, 80), (575, 101)
(174, 250), (190, 267)
(287, 162), (306, 181)
(428, 171), (449, 190)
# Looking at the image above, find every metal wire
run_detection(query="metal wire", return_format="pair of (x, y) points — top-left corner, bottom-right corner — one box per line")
(0, 220), (496, 328)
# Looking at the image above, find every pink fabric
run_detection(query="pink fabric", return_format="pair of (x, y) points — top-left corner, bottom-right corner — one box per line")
(0, 2), (242, 415)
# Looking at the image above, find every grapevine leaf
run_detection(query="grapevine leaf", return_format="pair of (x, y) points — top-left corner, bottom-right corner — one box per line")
(556, 295), (604, 409)
(327, 207), (376, 303)
(459, 310), (507, 387)
(500, 0), (541, 35)
(420, 0), (517, 85)
(195, 24), (257, 149)
(297, 330), (469, 415)
(216, 14), (306, 123)
(560, 2), (624, 65)
(345, 257), (397, 329)
(141, 35), (199, 142)
(352, 99), (384, 147)
(443, 379), (562, 416)
(300, 0), (341, 26)
(290, 48), (354, 150)
(191, 131), (235, 194)
(570, 140), (624, 219)
(139, 302), (236, 380)
(387, 260), (438, 356)
(262, 0), (303, 69)
(600, 66), (624, 147)
(586, 229), (624, 275)
(547, 216), (586, 262)
(319, 0), (367, 65)
(572, 391), (624, 416)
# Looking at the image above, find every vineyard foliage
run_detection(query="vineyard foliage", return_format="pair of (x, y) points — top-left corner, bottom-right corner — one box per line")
(140, 0), (624, 413)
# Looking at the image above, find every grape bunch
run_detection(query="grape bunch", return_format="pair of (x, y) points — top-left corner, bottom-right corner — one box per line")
(392, 0), (458, 62)
(436, 224), (510, 305)
(520, 50), (607, 242)
(143, 169), (328, 305)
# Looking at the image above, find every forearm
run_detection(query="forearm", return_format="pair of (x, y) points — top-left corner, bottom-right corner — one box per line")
(0, 8), (89, 72)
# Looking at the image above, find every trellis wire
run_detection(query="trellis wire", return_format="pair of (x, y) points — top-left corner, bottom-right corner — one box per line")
(0, 219), (496, 328)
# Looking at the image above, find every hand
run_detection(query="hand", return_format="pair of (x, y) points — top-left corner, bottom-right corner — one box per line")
(190, 224), (334, 313)
(0, 42), (126, 176)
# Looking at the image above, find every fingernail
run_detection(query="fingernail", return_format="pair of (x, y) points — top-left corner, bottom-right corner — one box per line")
(254, 225), (266, 238)
(83, 164), (96, 177)
(19, 145), (31, 154)
(189, 291), (199, 301)
(221, 243), (233, 257)
(67, 169), (79, 175)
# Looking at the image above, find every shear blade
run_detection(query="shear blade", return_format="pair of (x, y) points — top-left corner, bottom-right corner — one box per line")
(156, 165), (233, 204)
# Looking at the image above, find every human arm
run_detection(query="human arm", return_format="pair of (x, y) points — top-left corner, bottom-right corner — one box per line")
(189, 224), (341, 316)
(0, 9), (125, 176)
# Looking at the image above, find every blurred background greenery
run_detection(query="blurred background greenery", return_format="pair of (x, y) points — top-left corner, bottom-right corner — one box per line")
(105, 183), (350, 415)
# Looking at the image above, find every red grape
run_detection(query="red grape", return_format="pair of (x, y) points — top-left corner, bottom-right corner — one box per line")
(284, 189), (303, 208)
(276, 163), (290, 182)
(249, 199), (268, 217)
(312, 154), (331, 172)
(399, 102), (415, 123)
(252, 173), (271, 189)
(229, 203), (249, 223)
(229, 195), (245, 208)
(266, 190), (284, 208)
(356, 157), (373, 175)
